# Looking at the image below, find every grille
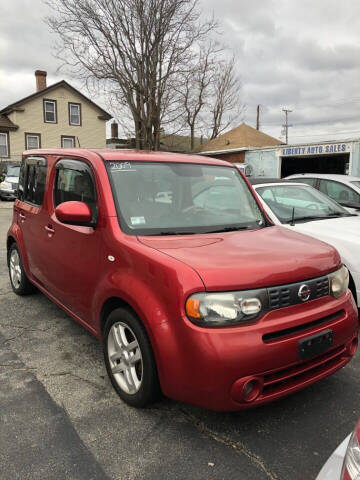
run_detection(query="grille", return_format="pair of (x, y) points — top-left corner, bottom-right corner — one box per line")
(268, 287), (291, 309)
(11, 182), (18, 190)
(267, 274), (329, 310)
(261, 344), (347, 399)
(315, 277), (330, 298)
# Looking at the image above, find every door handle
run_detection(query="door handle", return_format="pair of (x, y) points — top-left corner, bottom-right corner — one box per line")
(45, 225), (55, 235)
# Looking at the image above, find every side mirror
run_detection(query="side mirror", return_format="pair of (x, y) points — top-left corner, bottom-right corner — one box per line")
(55, 201), (93, 226)
(339, 201), (360, 210)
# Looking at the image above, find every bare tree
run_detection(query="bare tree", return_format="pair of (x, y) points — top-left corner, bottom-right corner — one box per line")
(45, 0), (216, 150)
(208, 57), (244, 140)
(179, 43), (218, 150)
(178, 49), (244, 149)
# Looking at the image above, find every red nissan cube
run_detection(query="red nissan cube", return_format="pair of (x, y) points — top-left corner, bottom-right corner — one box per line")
(6, 149), (358, 411)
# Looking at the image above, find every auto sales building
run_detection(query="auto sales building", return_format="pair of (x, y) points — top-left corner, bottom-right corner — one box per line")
(244, 139), (360, 178)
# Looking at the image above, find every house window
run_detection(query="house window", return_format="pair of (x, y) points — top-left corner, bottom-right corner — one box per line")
(61, 136), (75, 148)
(69, 103), (81, 125)
(0, 132), (9, 158)
(43, 99), (57, 123)
(25, 133), (41, 150)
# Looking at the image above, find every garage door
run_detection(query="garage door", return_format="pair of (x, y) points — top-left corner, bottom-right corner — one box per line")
(281, 153), (349, 177)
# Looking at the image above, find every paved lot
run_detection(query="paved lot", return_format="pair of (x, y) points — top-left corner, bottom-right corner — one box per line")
(0, 201), (359, 480)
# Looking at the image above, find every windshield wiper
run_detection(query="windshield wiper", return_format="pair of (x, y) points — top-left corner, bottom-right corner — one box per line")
(147, 231), (197, 236)
(324, 213), (355, 218)
(204, 226), (253, 233)
(286, 214), (349, 224)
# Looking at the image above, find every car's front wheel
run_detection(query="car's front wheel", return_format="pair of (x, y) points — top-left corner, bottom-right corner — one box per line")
(8, 243), (36, 295)
(103, 308), (161, 408)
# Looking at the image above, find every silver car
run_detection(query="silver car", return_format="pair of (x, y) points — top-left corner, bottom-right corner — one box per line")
(286, 173), (360, 215)
(316, 419), (359, 479)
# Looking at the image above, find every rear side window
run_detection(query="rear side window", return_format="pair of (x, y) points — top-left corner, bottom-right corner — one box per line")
(54, 159), (97, 220)
(18, 157), (47, 205)
(319, 179), (360, 205)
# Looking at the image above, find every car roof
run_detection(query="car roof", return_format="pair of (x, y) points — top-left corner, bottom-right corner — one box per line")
(286, 173), (360, 182)
(250, 177), (290, 185)
(23, 148), (232, 167)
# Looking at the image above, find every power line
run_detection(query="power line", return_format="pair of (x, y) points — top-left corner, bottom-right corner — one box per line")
(290, 129), (360, 138)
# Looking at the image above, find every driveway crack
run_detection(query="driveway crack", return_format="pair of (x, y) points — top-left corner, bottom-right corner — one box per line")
(0, 323), (51, 333)
(48, 371), (107, 391)
(179, 409), (279, 480)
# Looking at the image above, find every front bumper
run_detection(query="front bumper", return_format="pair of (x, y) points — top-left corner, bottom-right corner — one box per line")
(0, 188), (16, 199)
(350, 270), (360, 307)
(155, 292), (358, 411)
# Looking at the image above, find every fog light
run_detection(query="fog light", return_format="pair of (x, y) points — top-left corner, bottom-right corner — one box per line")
(347, 337), (358, 356)
(231, 376), (263, 403)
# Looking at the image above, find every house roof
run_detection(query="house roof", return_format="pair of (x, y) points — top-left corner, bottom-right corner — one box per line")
(195, 123), (284, 154)
(0, 80), (112, 120)
(0, 116), (18, 131)
(159, 133), (203, 153)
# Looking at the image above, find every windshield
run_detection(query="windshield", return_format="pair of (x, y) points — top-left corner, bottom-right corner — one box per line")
(6, 165), (20, 177)
(256, 184), (351, 224)
(107, 161), (264, 235)
(351, 181), (360, 189)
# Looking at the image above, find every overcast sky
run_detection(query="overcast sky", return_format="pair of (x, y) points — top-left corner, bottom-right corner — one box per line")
(1, 0), (360, 143)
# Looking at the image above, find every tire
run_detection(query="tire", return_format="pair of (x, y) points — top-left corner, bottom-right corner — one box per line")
(103, 307), (161, 408)
(8, 243), (36, 295)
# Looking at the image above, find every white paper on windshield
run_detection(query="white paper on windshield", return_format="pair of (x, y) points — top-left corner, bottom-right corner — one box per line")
(130, 216), (146, 225)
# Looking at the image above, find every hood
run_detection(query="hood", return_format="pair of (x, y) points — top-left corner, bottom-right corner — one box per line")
(138, 226), (340, 291)
(4, 176), (18, 183)
(291, 216), (360, 245)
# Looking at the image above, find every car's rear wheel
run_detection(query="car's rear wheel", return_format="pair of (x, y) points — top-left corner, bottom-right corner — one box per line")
(103, 308), (161, 407)
(8, 243), (36, 295)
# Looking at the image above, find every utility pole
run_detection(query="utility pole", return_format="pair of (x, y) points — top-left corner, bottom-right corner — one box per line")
(256, 105), (260, 130)
(282, 108), (292, 144)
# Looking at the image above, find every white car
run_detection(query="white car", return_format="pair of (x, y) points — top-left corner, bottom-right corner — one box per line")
(285, 174), (360, 215)
(250, 178), (360, 307)
(0, 163), (20, 200)
(316, 419), (359, 479)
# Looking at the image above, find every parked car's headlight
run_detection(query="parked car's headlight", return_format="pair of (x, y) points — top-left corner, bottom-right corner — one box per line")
(329, 266), (349, 298)
(0, 181), (11, 190)
(185, 289), (268, 327)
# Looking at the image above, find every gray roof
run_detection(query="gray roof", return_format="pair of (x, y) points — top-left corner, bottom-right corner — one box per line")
(286, 173), (360, 183)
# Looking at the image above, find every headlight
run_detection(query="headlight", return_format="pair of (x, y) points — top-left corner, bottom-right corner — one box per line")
(329, 266), (349, 298)
(0, 181), (11, 190)
(185, 289), (267, 327)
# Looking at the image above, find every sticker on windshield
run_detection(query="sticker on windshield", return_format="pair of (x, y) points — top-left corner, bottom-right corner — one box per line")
(109, 162), (133, 171)
(130, 216), (146, 225)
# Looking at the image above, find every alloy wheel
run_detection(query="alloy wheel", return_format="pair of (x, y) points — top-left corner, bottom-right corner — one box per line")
(9, 249), (22, 289)
(107, 322), (143, 395)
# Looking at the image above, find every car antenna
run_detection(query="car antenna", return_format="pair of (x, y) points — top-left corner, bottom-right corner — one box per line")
(290, 207), (295, 226)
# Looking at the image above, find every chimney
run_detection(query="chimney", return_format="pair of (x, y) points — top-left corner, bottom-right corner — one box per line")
(111, 121), (119, 139)
(35, 70), (47, 92)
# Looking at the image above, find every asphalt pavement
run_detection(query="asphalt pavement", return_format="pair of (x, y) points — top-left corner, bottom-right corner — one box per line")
(0, 201), (359, 480)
